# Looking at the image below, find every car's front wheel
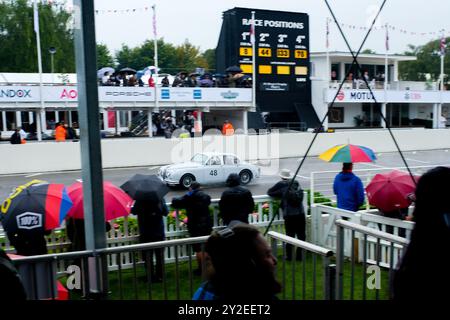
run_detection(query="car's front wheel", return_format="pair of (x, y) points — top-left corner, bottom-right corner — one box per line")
(180, 174), (195, 189)
(239, 170), (252, 185)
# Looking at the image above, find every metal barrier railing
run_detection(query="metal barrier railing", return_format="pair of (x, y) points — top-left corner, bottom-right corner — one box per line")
(267, 231), (335, 300)
(11, 236), (209, 300)
(12, 232), (334, 301)
(1, 195), (285, 262)
(334, 219), (409, 300)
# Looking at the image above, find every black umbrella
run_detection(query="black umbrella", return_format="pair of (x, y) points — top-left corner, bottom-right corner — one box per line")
(225, 65), (243, 73)
(119, 67), (137, 74)
(120, 174), (170, 201)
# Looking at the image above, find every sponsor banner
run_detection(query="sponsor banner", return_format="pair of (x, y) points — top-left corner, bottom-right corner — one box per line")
(0, 86), (38, 102)
(327, 89), (447, 104)
(0, 86), (252, 103)
(160, 88), (251, 102)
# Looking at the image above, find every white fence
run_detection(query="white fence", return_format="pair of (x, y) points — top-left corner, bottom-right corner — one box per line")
(311, 204), (414, 268)
(1, 195), (286, 273)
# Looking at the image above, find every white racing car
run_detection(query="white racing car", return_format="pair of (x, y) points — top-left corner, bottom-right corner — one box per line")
(158, 152), (260, 188)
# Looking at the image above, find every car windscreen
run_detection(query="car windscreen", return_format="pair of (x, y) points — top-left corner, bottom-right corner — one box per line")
(191, 154), (208, 164)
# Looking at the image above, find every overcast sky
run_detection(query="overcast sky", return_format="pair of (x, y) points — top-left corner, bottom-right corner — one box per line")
(68, 0), (450, 55)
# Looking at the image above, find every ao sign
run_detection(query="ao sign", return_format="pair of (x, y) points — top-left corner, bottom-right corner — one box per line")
(60, 89), (78, 99)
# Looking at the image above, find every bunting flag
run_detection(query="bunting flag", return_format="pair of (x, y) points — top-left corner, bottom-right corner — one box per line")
(337, 22), (450, 37)
(95, 6), (149, 15)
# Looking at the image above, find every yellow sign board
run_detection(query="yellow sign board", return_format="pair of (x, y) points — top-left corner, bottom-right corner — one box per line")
(258, 48), (272, 57)
(239, 47), (252, 57)
(277, 66), (290, 75)
(295, 50), (308, 59)
(276, 49), (290, 58)
(240, 64), (253, 74)
(259, 65), (272, 74)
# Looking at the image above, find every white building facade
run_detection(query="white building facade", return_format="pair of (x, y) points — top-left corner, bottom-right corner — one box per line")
(310, 52), (449, 130)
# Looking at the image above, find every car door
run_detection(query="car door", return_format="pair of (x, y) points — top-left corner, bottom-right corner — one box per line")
(204, 155), (224, 184)
(222, 155), (239, 180)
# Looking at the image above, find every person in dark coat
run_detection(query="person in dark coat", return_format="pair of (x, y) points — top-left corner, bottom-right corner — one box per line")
(193, 224), (281, 300)
(0, 249), (27, 300)
(10, 128), (22, 144)
(7, 229), (49, 256)
(131, 192), (169, 282)
(392, 167), (450, 301)
(219, 173), (255, 225)
(333, 162), (365, 212)
(66, 218), (111, 252)
(172, 182), (212, 275)
(267, 169), (306, 261)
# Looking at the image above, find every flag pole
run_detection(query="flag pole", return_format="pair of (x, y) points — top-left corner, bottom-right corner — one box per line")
(440, 30), (445, 127)
(151, 4), (159, 137)
(383, 22), (389, 128)
(251, 11), (256, 113)
(33, 0), (43, 142)
(326, 17), (330, 82)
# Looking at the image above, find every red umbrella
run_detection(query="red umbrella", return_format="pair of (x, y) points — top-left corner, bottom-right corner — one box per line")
(66, 181), (133, 221)
(365, 170), (419, 213)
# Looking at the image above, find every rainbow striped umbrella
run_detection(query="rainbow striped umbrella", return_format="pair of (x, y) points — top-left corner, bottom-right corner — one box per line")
(319, 144), (376, 163)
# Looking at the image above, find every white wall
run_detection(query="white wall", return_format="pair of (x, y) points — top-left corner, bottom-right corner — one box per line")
(311, 80), (328, 127)
(409, 104), (433, 120)
(328, 103), (362, 128)
(2, 128), (450, 175)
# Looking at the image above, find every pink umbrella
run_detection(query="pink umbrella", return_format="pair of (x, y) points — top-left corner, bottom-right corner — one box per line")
(66, 181), (133, 221)
(365, 170), (419, 213)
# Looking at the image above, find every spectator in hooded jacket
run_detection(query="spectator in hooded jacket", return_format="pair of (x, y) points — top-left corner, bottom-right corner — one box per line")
(268, 169), (305, 261)
(172, 182), (212, 275)
(219, 173), (254, 225)
(333, 163), (365, 212)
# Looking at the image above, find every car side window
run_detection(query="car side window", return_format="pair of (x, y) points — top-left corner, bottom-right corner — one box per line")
(207, 156), (221, 166)
(224, 155), (238, 165)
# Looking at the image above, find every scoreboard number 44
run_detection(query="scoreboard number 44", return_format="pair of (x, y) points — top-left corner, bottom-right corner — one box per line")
(258, 48), (272, 57)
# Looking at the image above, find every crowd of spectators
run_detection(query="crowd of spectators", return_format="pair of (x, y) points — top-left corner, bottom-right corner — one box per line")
(99, 70), (252, 89)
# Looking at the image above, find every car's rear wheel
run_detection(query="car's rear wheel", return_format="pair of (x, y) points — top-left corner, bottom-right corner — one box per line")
(180, 174), (195, 189)
(239, 170), (252, 185)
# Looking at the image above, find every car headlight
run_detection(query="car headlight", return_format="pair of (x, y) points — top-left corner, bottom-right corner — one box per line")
(166, 171), (172, 178)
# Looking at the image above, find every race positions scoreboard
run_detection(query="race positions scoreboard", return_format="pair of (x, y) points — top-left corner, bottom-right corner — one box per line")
(216, 8), (319, 129)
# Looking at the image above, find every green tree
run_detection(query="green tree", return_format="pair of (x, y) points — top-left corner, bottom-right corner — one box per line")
(399, 38), (449, 82)
(361, 49), (377, 54)
(173, 39), (202, 72)
(0, 0), (75, 73)
(96, 43), (114, 68)
(115, 39), (177, 73)
(202, 49), (216, 72)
